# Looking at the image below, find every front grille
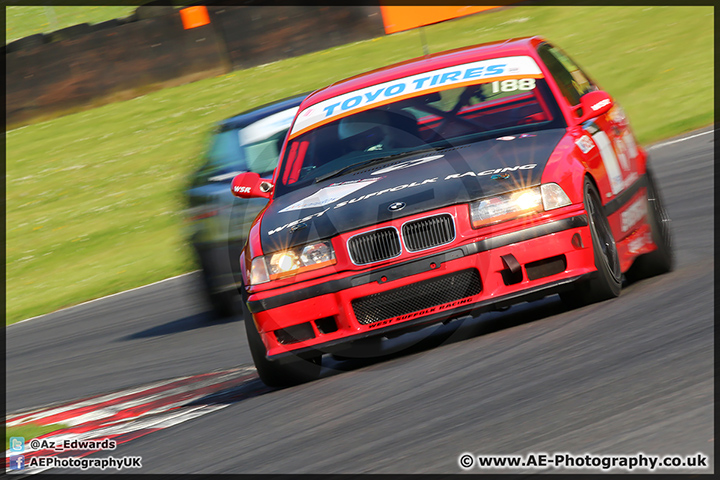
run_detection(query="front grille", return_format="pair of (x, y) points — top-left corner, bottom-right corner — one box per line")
(348, 227), (401, 265)
(352, 269), (482, 325)
(402, 214), (455, 252)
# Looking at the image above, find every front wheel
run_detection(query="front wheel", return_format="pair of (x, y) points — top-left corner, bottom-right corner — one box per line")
(241, 291), (322, 388)
(625, 167), (674, 282)
(561, 178), (622, 307)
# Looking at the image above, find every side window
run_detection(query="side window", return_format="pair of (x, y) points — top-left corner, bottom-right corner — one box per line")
(243, 129), (286, 175)
(537, 43), (594, 106)
(207, 129), (246, 170)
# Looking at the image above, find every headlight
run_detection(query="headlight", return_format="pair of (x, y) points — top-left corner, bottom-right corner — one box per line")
(469, 183), (571, 228)
(540, 183), (572, 210)
(248, 241), (336, 285)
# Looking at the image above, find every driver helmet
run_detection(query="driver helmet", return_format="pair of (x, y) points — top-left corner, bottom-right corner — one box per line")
(338, 110), (390, 152)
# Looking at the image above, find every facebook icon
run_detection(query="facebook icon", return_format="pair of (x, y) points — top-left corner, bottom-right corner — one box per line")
(9, 455), (25, 470)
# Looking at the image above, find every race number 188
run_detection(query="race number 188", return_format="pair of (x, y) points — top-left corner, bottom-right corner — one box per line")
(491, 78), (536, 93)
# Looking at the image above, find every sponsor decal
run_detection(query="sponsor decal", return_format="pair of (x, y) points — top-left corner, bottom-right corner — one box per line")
(620, 196), (647, 232)
(613, 137), (630, 171)
(586, 128), (623, 195)
(623, 131), (639, 159)
(622, 171), (639, 191)
(371, 154), (444, 175)
(268, 208), (332, 236)
(575, 135), (595, 154)
(627, 232), (651, 254)
(388, 202), (406, 211)
(445, 163), (537, 179)
(233, 185), (252, 195)
(290, 55), (543, 137)
(267, 163), (538, 235)
(491, 173), (511, 180)
(334, 177), (439, 209)
(591, 98), (611, 111)
(608, 104), (628, 125)
(278, 177), (380, 212)
(367, 296), (475, 329)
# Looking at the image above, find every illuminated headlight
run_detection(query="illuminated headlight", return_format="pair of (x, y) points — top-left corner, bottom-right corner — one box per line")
(469, 184), (571, 228)
(248, 241), (336, 285)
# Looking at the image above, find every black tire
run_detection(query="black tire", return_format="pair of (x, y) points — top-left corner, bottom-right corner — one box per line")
(241, 290), (322, 388)
(625, 168), (674, 282)
(207, 287), (237, 319)
(194, 247), (237, 319)
(561, 178), (622, 307)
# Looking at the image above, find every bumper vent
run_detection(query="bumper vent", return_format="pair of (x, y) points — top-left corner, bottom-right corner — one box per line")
(402, 214), (455, 252)
(526, 254), (567, 281)
(348, 227), (401, 265)
(352, 268), (482, 325)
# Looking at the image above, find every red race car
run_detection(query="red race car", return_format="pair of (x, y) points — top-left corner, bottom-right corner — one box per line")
(232, 36), (673, 387)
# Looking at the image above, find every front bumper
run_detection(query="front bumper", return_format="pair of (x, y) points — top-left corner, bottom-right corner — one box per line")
(248, 211), (595, 360)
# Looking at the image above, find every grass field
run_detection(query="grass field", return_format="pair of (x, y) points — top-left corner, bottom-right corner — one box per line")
(5, 6), (138, 42)
(5, 6), (714, 325)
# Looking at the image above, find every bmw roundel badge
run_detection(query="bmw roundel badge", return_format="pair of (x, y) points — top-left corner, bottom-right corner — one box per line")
(388, 202), (406, 212)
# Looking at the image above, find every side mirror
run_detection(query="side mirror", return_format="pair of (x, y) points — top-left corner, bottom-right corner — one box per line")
(575, 90), (613, 125)
(231, 172), (274, 199)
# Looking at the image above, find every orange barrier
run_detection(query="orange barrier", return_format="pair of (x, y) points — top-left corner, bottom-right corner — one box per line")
(380, 6), (499, 34)
(180, 6), (210, 30)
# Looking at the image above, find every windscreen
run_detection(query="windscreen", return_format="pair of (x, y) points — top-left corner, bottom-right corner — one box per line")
(195, 107), (299, 184)
(275, 56), (565, 196)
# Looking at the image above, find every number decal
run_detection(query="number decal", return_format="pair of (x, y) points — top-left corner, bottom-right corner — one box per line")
(491, 78), (536, 93)
(518, 78), (535, 90)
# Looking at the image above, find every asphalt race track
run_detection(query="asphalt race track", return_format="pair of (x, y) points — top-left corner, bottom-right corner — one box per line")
(6, 127), (714, 474)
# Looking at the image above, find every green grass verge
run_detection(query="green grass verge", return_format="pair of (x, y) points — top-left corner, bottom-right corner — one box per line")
(5, 6), (713, 325)
(5, 6), (138, 43)
(6, 423), (69, 450)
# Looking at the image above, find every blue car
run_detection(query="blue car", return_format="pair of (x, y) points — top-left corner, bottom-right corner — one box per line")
(185, 94), (307, 317)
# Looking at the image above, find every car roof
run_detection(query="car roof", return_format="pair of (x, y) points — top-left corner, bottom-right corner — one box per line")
(218, 93), (309, 131)
(301, 36), (546, 109)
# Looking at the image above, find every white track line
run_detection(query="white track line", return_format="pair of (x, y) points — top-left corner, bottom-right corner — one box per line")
(9, 271), (200, 328)
(646, 128), (714, 150)
(6, 377), (190, 426)
(8, 125), (714, 328)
